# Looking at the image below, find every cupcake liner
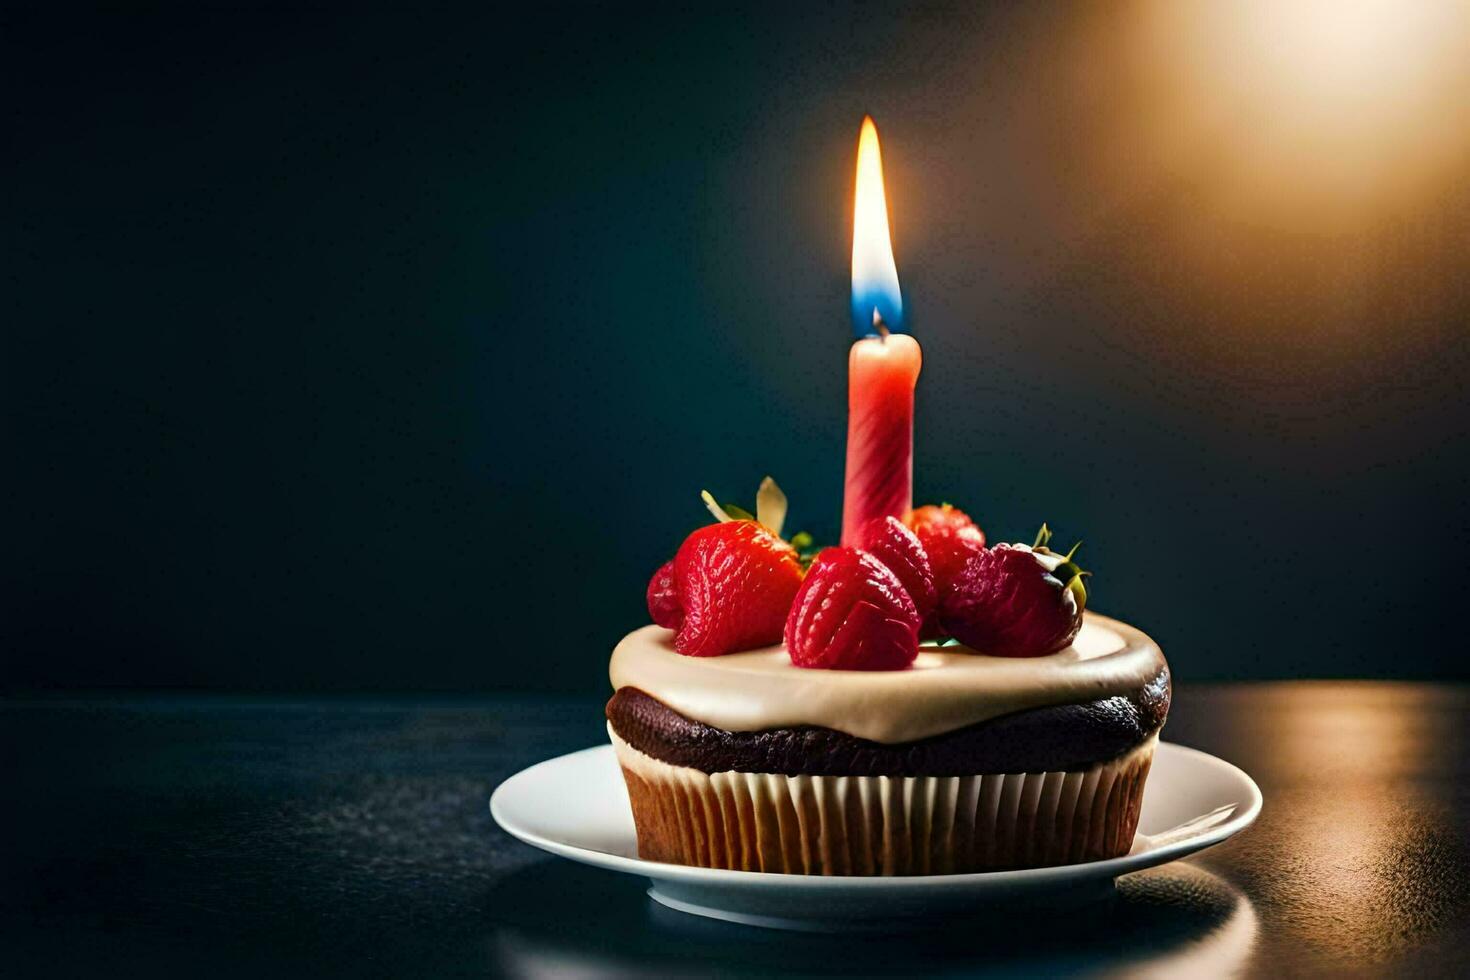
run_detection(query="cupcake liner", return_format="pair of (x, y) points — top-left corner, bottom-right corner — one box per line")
(609, 724), (1156, 875)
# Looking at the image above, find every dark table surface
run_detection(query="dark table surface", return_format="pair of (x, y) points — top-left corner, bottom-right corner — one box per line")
(4, 683), (1468, 978)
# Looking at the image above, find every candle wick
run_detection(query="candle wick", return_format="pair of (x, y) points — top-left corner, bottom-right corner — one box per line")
(872, 309), (890, 340)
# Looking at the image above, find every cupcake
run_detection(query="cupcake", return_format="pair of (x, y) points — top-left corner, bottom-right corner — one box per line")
(607, 495), (1171, 875)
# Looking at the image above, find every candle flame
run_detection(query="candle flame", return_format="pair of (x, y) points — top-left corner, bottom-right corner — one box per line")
(851, 115), (903, 337)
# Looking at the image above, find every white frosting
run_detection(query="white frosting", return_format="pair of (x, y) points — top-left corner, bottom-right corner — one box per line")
(609, 611), (1167, 744)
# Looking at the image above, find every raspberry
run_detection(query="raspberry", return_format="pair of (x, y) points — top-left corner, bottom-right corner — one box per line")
(784, 546), (920, 670)
(902, 505), (985, 637)
(903, 504), (986, 597)
(854, 516), (936, 621)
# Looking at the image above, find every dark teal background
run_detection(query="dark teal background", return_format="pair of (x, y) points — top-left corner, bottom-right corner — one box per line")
(6, 4), (1468, 691)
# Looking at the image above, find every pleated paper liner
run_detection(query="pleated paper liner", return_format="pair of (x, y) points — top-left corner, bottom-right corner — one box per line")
(610, 725), (1156, 875)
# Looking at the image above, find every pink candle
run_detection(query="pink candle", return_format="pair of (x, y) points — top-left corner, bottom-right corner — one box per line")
(841, 115), (920, 544)
(842, 332), (921, 543)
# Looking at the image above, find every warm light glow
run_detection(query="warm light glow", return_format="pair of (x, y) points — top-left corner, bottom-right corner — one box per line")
(851, 115), (903, 337)
(1262, 0), (1432, 96)
(1137, 0), (1470, 223)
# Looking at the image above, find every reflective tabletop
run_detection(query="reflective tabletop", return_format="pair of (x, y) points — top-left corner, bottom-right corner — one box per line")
(4, 683), (1467, 977)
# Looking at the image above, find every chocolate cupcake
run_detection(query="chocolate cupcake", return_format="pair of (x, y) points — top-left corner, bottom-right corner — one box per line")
(607, 612), (1170, 875)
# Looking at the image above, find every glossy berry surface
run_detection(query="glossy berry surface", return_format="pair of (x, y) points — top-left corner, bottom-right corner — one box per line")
(939, 544), (1084, 657)
(645, 559), (683, 630)
(855, 516), (936, 621)
(903, 504), (986, 597)
(784, 546), (920, 671)
(672, 521), (804, 657)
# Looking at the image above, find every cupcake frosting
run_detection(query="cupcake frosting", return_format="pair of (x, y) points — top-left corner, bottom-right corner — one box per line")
(609, 611), (1167, 744)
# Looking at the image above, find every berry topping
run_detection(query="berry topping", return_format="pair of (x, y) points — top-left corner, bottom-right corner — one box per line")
(855, 516), (937, 621)
(784, 546), (921, 670)
(903, 504), (986, 597)
(672, 520), (805, 657)
(939, 524), (1089, 658)
(645, 559), (683, 630)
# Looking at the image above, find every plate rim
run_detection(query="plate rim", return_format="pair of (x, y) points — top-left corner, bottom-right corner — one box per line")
(490, 740), (1262, 889)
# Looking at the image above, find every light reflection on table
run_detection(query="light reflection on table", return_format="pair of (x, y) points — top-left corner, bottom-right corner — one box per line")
(1167, 683), (1470, 971)
(490, 861), (1258, 977)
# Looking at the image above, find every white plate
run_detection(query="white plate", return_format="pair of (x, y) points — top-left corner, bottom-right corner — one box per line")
(490, 741), (1261, 931)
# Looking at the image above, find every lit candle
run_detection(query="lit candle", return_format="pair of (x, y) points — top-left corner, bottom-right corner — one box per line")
(841, 116), (921, 545)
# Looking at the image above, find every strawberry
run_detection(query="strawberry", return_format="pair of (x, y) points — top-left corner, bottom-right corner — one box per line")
(855, 516), (936, 622)
(784, 546), (920, 670)
(672, 521), (805, 657)
(903, 504), (986, 597)
(645, 559), (683, 630)
(939, 526), (1088, 657)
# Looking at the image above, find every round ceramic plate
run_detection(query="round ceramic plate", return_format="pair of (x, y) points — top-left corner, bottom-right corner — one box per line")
(490, 741), (1261, 931)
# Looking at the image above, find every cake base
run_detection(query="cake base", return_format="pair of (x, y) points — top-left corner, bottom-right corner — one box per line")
(610, 725), (1155, 876)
